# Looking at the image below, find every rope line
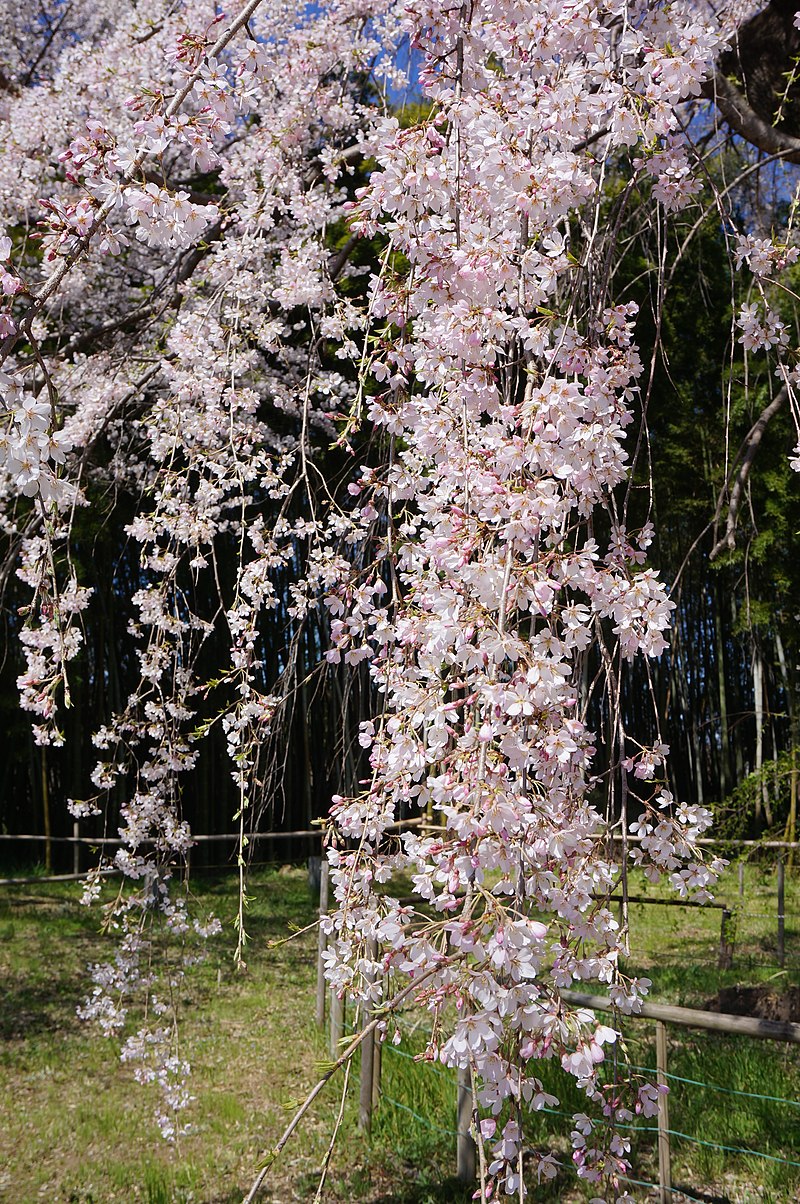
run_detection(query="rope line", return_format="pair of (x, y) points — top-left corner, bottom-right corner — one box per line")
(377, 1096), (795, 1191)
(530, 1108), (800, 1169)
(618, 1173), (711, 1202)
(382, 1041), (453, 1077)
(621, 956), (800, 969)
(363, 1026), (800, 1166)
(379, 1093), (460, 1136)
(628, 1064), (800, 1109)
(741, 910), (797, 920)
(661, 1129), (800, 1168)
(380, 1042), (800, 1111)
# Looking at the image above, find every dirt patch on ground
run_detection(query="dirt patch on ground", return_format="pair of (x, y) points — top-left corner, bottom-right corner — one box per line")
(705, 984), (800, 1022)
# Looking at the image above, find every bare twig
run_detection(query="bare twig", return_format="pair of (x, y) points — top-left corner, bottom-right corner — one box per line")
(241, 968), (440, 1204)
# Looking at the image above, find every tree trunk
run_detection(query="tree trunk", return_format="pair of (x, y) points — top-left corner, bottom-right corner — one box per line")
(752, 641), (772, 825)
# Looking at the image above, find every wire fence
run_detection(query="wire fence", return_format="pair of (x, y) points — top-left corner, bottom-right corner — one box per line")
(368, 1021), (800, 1197)
(356, 1041), (800, 1204)
(4, 830), (800, 974)
(3, 844), (799, 1200)
(627, 1063), (800, 1109)
(618, 1174), (709, 1204)
(0, 820), (424, 886)
(317, 858), (800, 1201)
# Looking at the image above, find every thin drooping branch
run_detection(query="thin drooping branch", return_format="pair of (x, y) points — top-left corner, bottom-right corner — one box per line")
(64, 221), (225, 356)
(710, 384), (788, 560)
(240, 967), (440, 1204)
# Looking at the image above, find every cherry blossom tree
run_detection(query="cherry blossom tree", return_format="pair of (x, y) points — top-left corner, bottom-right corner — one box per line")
(0, 0), (798, 1197)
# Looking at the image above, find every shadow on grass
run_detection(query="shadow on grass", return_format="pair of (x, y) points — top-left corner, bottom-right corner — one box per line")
(0, 973), (87, 1040)
(368, 1180), (474, 1204)
(364, 1170), (734, 1204)
(0, 869), (318, 1045)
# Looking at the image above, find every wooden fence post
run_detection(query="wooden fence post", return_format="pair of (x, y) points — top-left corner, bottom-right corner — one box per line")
(371, 938), (383, 1111)
(308, 854), (321, 895)
(738, 862), (744, 898)
(456, 1065), (476, 1183)
(656, 1020), (672, 1204)
(72, 821), (80, 877)
(315, 860), (329, 1028)
(359, 937), (377, 1134)
(372, 1027), (382, 1111)
(718, 907), (733, 970)
(778, 860), (785, 969)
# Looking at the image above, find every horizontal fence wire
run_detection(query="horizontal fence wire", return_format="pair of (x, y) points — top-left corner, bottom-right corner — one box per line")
(660, 1130), (800, 1169)
(375, 1047), (800, 1169)
(0, 822), (424, 845)
(375, 1091), (800, 1184)
(366, 1029), (800, 1119)
(0, 858), (327, 885)
(635, 962), (800, 972)
(379, 1094), (460, 1136)
(343, 1021), (453, 1079)
(628, 1064), (800, 1109)
(617, 1174), (710, 1202)
(0, 831), (327, 844)
(743, 912), (798, 920)
(373, 1091), (786, 1198)
(537, 1108), (800, 1169)
(382, 1041), (453, 1078)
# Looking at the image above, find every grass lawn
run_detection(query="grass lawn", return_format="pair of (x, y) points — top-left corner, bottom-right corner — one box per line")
(0, 866), (342, 1204)
(0, 860), (798, 1202)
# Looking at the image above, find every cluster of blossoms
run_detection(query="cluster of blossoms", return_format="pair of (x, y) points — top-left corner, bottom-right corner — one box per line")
(318, 0), (737, 1196)
(731, 219), (800, 461)
(0, 0), (796, 1195)
(0, 0), (403, 1147)
(122, 184), (219, 250)
(0, 370), (72, 500)
(79, 898), (220, 1141)
(15, 534), (91, 744)
(736, 301), (790, 353)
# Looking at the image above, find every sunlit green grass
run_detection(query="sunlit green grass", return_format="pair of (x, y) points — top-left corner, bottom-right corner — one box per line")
(0, 866), (345, 1203)
(360, 861), (800, 1202)
(0, 861), (798, 1202)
